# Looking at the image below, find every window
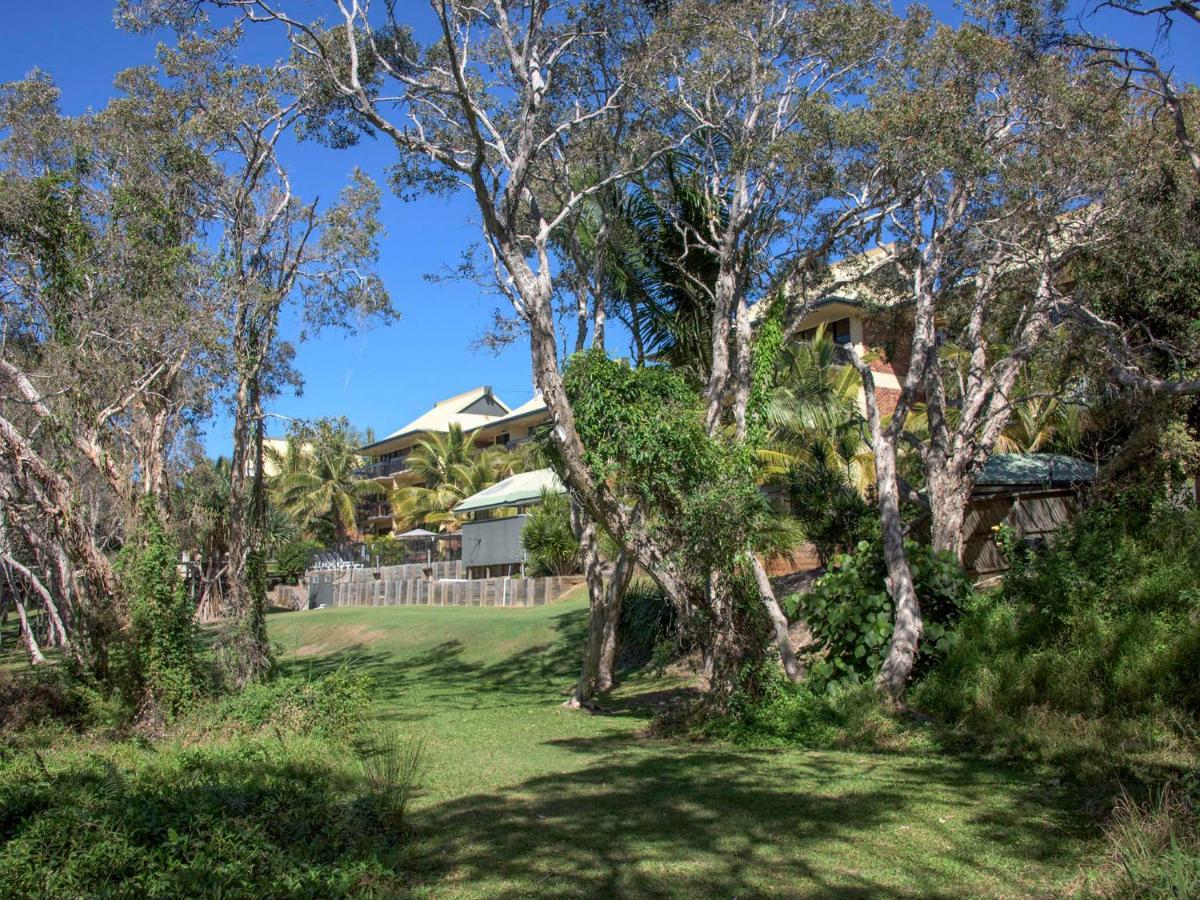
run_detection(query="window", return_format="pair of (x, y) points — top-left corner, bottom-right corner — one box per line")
(799, 317), (852, 345)
(493, 432), (510, 447)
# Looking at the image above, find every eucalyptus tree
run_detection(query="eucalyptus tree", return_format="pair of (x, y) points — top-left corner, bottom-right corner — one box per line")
(1077, 0), (1200, 186)
(837, 4), (1152, 698)
(0, 70), (216, 671)
(126, 31), (395, 680)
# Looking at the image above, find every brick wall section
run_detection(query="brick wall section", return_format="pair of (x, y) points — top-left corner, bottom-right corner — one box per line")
(874, 387), (901, 418)
(861, 309), (913, 380)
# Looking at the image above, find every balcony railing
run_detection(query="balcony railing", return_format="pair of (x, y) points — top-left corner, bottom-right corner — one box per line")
(358, 502), (394, 520)
(355, 458), (409, 479)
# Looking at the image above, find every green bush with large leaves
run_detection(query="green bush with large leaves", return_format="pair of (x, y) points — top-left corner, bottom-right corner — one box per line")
(801, 540), (972, 691)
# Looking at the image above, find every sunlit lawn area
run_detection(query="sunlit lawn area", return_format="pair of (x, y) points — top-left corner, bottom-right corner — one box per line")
(267, 593), (1096, 898)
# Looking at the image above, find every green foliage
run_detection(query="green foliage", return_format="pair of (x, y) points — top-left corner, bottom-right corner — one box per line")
(0, 668), (118, 739)
(789, 461), (879, 566)
(357, 725), (425, 830)
(191, 664), (374, 744)
(389, 422), (525, 532)
(803, 540), (972, 691)
(215, 549), (275, 690)
(0, 734), (413, 897)
(273, 538), (320, 584)
(563, 350), (768, 575)
(1087, 781), (1200, 899)
(521, 491), (580, 576)
(564, 349), (721, 512)
(685, 663), (921, 752)
(912, 499), (1200, 767)
(364, 534), (409, 566)
(618, 579), (679, 666)
(272, 420), (382, 543)
(116, 501), (204, 719)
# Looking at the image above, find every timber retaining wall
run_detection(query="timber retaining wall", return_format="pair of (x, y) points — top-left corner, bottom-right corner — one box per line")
(304, 573), (583, 609)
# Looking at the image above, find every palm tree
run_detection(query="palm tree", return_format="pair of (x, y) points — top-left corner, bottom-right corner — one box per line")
(761, 326), (875, 494)
(273, 428), (382, 544)
(759, 326), (878, 564)
(390, 424), (523, 533)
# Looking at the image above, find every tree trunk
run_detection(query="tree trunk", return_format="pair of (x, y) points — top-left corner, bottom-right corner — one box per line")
(12, 594), (46, 665)
(596, 548), (634, 691)
(927, 467), (971, 562)
(873, 435), (922, 701)
(851, 339), (925, 703)
(704, 570), (742, 696)
(751, 556), (803, 682)
(566, 503), (607, 708)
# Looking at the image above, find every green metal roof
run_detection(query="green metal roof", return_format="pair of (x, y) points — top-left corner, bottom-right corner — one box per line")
(453, 468), (566, 514)
(975, 454), (1096, 487)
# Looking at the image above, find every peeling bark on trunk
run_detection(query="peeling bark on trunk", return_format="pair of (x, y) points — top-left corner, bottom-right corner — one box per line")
(851, 318), (928, 702)
(927, 469), (970, 561)
(14, 595), (46, 665)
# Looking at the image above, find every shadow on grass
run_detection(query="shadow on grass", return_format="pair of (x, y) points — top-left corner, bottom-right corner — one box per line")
(2, 600), (1097, 898)
(397, 738), (1087, 897)
(1, 726), (1087, 898)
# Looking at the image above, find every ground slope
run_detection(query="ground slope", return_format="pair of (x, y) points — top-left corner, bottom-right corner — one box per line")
(271, 596), (1093, 898)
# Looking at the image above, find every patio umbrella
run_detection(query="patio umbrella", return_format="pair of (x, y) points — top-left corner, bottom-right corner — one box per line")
(395, 528), (437, 540)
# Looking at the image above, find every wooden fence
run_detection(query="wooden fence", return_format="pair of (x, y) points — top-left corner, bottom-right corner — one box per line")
(961, 488), (1079, 575)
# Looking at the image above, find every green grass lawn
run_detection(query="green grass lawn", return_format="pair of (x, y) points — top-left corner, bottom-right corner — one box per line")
(264, 593), (1096, 898)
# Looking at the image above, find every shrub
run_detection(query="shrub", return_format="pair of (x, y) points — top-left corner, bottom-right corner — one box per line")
(685, 663), (921, 751)
(273, 539), (321, 584)
(365, 534), (408, 566)
(1085, 780), (1200, 898)
(801, 540), (972, 691)
(117, 501), (205, 720)
(788, 464), (878, 566)
(356, 725), (425, 830)
(618, 579), (679, 667)
(521, 491), (580, 575)
(0, 735), (413, 897)
(0, 668), (117, 737)
(192, 664), (374, 743)
(912, 498), (1200, 769)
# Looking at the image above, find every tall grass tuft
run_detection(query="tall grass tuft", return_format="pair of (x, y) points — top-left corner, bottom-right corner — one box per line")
(357, 726), (425, 829)
(1085, 780), (1200, 898)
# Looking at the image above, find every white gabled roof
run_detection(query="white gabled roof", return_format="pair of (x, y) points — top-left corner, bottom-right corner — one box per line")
(381, 386), (509, 442)
(484, 393), (548, 429)
(453, 467), (566, 514)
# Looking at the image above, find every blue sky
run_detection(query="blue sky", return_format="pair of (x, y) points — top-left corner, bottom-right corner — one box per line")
(1, 1), (1194, 457)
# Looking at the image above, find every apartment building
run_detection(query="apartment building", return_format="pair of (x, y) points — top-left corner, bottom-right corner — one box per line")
(356, 387), (551, 534)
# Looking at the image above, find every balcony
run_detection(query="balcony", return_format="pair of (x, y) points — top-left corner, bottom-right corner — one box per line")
(358, 501), (394, 521)
(355, 458), (409, 480)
